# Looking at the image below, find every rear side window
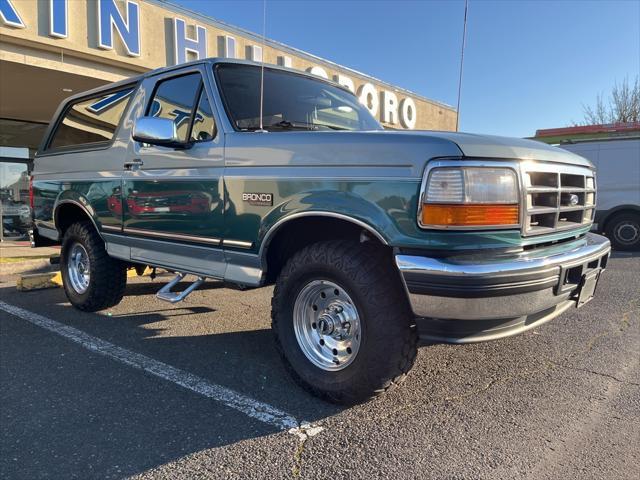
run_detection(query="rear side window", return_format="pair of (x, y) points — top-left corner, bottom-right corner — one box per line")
(48, 87), (134, 150)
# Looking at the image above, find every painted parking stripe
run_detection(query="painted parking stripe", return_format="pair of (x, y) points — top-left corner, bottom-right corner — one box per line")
(0, 301), (299, 431)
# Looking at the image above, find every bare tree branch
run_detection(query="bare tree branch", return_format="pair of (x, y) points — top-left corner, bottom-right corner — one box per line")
(580, 76), (639, 125)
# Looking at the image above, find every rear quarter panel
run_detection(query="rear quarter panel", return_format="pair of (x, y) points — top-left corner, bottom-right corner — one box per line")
(32, 85), (144, 234)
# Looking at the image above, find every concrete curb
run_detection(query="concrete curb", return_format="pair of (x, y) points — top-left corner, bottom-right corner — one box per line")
(0, 253), (60, 275)
(17, 271), (63, 291)
(1, 258), (54, 275)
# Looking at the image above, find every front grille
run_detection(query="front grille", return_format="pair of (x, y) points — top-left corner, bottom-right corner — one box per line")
(522, 164), (596, 236)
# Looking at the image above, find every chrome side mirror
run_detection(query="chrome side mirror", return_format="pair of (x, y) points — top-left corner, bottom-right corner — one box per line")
(132, 117), (179, 146)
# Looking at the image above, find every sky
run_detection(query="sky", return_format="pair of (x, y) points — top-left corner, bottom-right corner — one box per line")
(168, 0), (640, 138)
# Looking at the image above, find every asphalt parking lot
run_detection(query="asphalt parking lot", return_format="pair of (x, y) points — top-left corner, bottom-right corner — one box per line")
(1, 253), (639, 479)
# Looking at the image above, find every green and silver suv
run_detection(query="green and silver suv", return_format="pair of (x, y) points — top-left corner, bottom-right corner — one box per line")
(32, 59), (611, 404)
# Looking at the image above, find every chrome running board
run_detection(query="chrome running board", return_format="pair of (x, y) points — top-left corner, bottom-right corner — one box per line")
(156, 273), (205, 303)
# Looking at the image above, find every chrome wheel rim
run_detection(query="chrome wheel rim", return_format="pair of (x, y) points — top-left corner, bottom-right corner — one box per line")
(614, 221), (639, 245)
(293, 280), (361, 371)
(67, 243), (90, 294)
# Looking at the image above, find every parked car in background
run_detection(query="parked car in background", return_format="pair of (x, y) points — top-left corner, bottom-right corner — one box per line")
(0, 163), (32, 239)
(31, 59), (611, 404)
(1, 200), (31, 236)
(560, 138), (640, 250)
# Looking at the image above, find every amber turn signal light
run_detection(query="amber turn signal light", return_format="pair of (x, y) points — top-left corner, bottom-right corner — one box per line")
(421, 204), (519, 227)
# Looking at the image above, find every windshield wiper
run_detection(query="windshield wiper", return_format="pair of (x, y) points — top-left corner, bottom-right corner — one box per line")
(312, 123), (347, 131)
(270, 120), (349, 131)
(241, 120), (348, 131)
(268, 120), (317, 130)
(239, 121), (312, 131)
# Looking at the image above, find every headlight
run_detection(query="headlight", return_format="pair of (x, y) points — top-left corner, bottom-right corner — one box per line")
(420, 167), (519, 228)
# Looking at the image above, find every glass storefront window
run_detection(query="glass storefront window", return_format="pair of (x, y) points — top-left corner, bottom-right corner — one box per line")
(0, 162), (31, 240)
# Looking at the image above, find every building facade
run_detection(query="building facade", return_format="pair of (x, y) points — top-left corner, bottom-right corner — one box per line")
(0, 0), (457, 240)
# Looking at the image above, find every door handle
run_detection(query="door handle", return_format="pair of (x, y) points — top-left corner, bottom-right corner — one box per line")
(124, 159), (144, 171)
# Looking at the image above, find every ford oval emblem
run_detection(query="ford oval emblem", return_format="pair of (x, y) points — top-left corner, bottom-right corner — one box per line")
(569, 194), (579, 206)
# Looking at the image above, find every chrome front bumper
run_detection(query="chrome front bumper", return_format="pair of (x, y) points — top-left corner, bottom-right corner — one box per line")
(395, 233), (611, 342)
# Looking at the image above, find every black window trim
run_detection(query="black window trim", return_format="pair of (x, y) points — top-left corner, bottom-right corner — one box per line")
(40, 82), (139, 157)
(184, 84), (203, 142)
(213, 62), (368, 133)
(188, 84), (217, 143)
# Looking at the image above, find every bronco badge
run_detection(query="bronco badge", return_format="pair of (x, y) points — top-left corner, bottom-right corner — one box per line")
(242, 192), (273, 206)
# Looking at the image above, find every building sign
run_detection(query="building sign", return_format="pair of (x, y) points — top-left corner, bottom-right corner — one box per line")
(97, 0), (140, 56)
(174, 17), (207, 64)
(0, 0), (450, 129)
(301, 64), (417, 129)
(0, 0), (25, 28)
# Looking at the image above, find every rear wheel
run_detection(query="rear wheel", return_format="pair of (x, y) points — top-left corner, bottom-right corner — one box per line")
(271, 240), (417, 404)
(60, 221), (127, 311)
(605, 212), (640, 251)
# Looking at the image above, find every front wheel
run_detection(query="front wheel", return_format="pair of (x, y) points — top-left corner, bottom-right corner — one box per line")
(60, 221), (127, 311)
(271, 240), (417, 404)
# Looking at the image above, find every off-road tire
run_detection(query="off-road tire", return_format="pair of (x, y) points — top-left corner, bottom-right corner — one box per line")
(605, 212), (640, 251)
(60, 221), (127, 311)
(271, 240), (418, 404)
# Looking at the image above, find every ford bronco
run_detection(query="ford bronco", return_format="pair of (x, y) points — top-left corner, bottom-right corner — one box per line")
(31, 59), (611, 404)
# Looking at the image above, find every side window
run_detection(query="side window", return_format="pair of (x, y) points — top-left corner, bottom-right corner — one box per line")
(147, 73), (202, 143)
(48, 87), (134, 150)
(190, 88), (216, 142)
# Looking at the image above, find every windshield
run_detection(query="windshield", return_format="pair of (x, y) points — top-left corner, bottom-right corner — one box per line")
(215, 63), (382, 132)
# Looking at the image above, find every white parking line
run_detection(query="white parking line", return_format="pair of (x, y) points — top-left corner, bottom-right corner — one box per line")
(0, 301), (299, 431)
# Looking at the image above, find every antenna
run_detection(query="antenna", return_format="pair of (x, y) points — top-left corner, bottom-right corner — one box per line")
(456, 0), (469, 132)
(258, 0), (267, 132)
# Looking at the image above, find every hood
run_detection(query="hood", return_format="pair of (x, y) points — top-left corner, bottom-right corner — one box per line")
(371, 130), (593, 168)
(224, 129), (591, 181)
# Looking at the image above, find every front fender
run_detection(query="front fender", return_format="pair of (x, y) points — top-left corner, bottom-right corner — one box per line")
(258, 189), (401, 248)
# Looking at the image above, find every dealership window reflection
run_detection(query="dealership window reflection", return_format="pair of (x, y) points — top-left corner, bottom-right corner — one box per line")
(0, 162), (31, 240)
(148, 73), (203, 142)
(48, 88), (134, 150)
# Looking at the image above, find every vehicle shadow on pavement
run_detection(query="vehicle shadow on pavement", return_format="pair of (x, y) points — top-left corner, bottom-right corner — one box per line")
(0, 282), (344, 479)
(109, 305), (216, 319)
(121, 279), (228, 297)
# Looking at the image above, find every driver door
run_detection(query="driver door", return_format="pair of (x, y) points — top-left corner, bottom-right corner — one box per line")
(122, 66), (226, 277)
